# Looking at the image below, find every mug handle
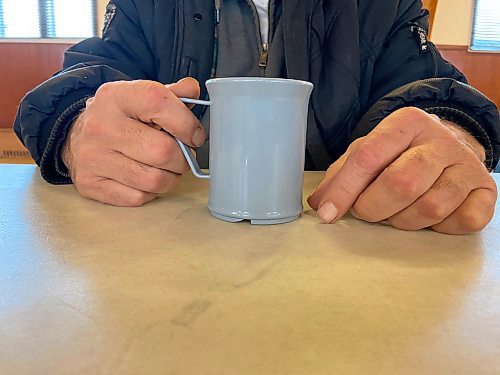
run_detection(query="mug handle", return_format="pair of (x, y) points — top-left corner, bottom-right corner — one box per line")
(176, 97), (211, 179)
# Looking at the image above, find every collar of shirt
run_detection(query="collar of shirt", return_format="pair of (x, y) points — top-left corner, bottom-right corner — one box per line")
(251, 0), (270, 44)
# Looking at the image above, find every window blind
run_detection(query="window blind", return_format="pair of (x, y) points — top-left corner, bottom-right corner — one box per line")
(471, 0), (500, 51)
(0, 0), (96, 38)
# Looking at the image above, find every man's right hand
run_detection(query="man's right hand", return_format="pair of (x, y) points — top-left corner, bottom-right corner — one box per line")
(61, 78), (204, 206)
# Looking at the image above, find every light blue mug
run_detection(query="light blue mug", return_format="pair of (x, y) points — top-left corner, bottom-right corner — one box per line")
(177, 77), (313, 225)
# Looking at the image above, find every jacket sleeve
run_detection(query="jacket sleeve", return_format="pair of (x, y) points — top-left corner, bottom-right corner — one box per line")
(13, 0), (157, 184)
(351, 0), (499, 171)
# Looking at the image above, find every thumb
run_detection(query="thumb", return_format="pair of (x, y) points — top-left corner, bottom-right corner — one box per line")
(167, 77), (201, 109)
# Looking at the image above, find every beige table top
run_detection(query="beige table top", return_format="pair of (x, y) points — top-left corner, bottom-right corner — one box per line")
(0, 164), (499, 375)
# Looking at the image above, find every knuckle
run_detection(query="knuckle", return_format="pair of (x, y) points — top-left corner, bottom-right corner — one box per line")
(125, 190), (150, 207)
(394, 106), (428, 123)
(343, 137), (364, 155)
(492, 182), (498, 199)
(95, 81), (118, 97)
(141, 81), (168, 114)
(165, 174), (182, 192)
(387, 171), (420, 200)
(352, 141), (383, 174)
(387, 217), (416, 231)
(143, 169), (165, 192)
(352, 202), (379, 222)
(85, 97), (95, 108)
(81, 114), (104, 138)
(484, 175), (498, 195)
(418, 195), (448, 222)
(457, 208), (488, 233)
(151, 135), (176, 163)
(350, 136), (365, 148)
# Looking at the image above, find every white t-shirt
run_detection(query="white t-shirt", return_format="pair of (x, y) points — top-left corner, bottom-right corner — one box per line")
(252, 0), (270, 44)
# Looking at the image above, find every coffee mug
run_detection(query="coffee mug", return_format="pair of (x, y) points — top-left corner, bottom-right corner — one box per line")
(176, 77), (313, 225)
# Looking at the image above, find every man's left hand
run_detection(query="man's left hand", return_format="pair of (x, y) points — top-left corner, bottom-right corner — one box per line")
(307, 107), (497, 234)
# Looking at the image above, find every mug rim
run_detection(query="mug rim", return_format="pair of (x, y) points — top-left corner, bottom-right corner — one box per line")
(206, 77), (314, 88)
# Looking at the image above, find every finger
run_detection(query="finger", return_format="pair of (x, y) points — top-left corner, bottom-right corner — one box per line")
(387, 164), (475, 230)
(167, 77), (201, 109)
(351, 144), (446, 222)
(98, 150), (182, 194)
(104, 118), (188, 173)
(430, 187), (497, 234)
(78, 178), (157, 207)
(104, 79), (205, 147)
(307, 147), (352, 209)
(85, 97), (95, 107)
(308, 108), (431, 223)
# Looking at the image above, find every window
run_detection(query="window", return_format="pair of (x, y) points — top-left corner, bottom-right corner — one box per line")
(0, 0), (97, 39)
(471, 0), (500, 52)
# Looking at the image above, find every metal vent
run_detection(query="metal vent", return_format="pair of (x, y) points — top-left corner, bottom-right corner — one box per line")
(2, 149), (31, 158)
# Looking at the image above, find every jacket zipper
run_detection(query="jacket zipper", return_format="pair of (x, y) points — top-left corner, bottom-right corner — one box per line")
(261, 1), (273, 69)
(259, 43), (269, 67)
(248, 0), (271, 73)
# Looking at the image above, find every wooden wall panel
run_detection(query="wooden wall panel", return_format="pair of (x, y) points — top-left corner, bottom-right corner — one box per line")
(0, 42), (72, 129)
(437, 45), (500, 108)
(422, 0), (438, 36)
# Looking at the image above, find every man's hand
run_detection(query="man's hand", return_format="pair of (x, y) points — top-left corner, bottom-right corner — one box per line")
(307, 107), (497, 234)
(62, 78), (204, 206)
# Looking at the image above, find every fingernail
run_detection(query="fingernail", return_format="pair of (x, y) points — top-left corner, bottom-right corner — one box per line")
(192, 128), (205, 147)
(318, 201), (339, 224)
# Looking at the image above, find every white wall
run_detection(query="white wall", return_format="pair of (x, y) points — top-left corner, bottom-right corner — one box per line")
(431, 0), (473, 45)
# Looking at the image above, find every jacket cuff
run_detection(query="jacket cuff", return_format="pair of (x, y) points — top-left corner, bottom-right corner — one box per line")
(39, 94), (91, 184)
(353, 78), (500, 171)
(15, 64), (131, 161)
(422, 106), (494, 170)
